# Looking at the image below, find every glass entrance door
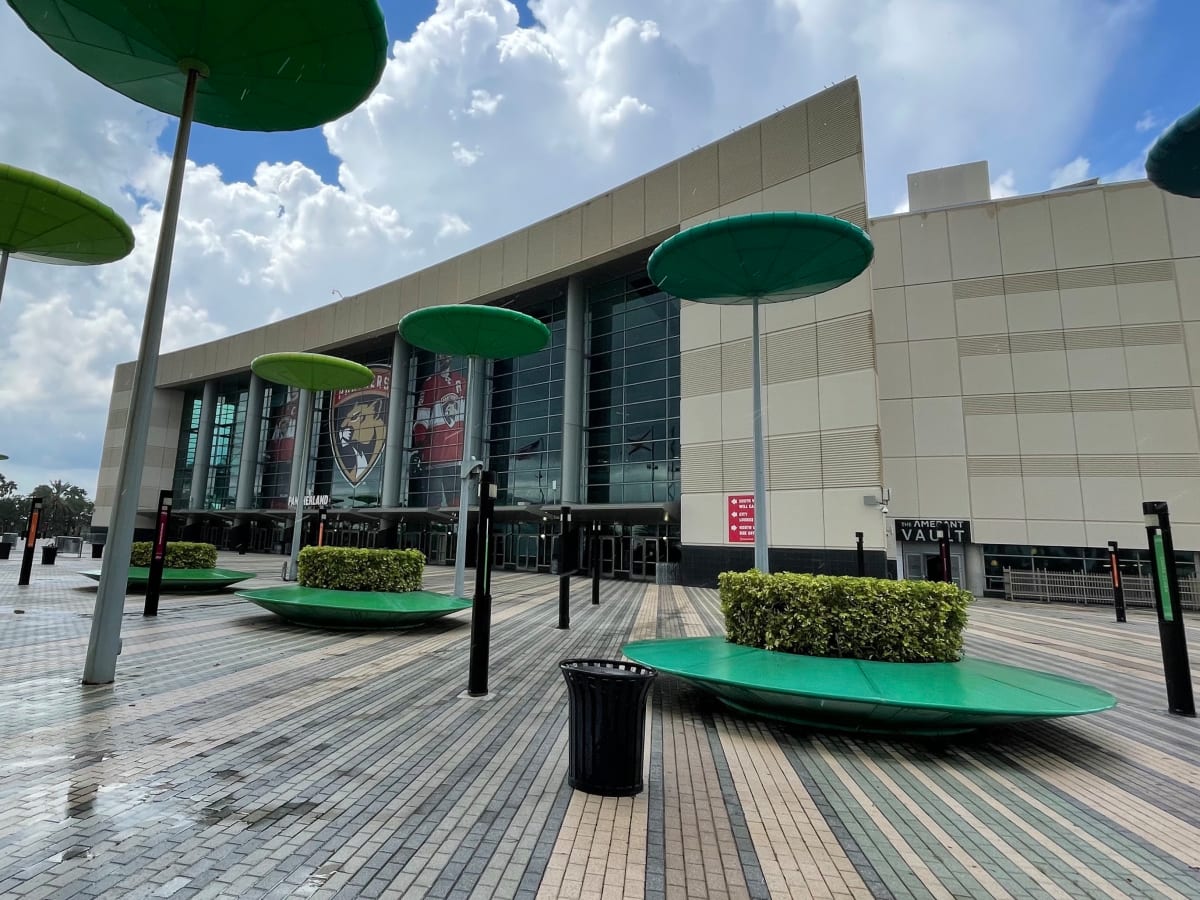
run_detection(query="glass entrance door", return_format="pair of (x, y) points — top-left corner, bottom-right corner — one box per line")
(630, 536), (658, 581)
(905, 549), (965, 588)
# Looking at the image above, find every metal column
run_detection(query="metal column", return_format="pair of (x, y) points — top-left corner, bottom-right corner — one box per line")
(380, 333), (411, 509)
(453, 356), (484, 598)
(234, 373), (265, 510)
(188, 380), (218, 512)
(562, 275), (585, 504)
(84, 68), (201, 684)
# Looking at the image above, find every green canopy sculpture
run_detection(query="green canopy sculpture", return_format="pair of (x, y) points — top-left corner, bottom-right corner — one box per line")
(648, 212), (873, 572)
(252, 352), (374, 582)
(1146, 103), (1200, 198)
(9, 0), (388, 684)
(0, 162), (134, 306)
(399, 305), (551, 598)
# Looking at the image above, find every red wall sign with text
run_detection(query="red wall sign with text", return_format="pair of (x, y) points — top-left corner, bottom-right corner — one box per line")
(727, 494), (755, 543)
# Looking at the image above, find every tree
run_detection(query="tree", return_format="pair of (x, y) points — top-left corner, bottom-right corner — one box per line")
(31, 481), (94, 537)
(0, 473), (21, 533)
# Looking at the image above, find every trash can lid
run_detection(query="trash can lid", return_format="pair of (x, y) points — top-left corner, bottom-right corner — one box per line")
(560, 659), (657, 678)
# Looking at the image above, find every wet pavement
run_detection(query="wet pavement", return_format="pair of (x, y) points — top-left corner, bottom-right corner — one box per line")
(1, 549), (1198, 899)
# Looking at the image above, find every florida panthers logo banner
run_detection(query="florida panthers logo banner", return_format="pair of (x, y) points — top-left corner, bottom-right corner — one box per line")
(329, 365), (391, 486)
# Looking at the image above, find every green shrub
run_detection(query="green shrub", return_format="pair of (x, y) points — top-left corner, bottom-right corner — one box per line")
(720, 571), (971, 663)
(130, 541), (217, 569)
(297, 547), (425, 592)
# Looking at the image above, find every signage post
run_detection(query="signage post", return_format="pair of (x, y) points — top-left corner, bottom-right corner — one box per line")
(1142, 501), (1195, 716)
(143, 491), (173, 616)
(1108, 540), (1126, 624)
(467, 470), (497, 697)
(317, 506), (328, 547)
(17, 496), (43, 587)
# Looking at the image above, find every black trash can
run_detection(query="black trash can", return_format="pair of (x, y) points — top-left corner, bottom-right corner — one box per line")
(560, 659), (657, 796)
(0, 543), (10, 560)
(41, 545), (57, 565)
(91, 543), (103, 559)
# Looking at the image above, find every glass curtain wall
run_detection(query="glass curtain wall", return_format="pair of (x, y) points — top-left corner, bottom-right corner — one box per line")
(205, 386), (246, 509)
(488, 298), (566, 506)
(258, 384), (298, 509)
(586, 272), (680, 504)
(170, 391), (202, 503)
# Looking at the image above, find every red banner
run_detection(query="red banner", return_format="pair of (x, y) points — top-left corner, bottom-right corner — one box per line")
(727, 494), (755, 543)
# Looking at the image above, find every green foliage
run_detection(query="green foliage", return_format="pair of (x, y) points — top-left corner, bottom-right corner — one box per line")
(130, 541), (217, 569)
(297, 547), (426, 592)
(0, 473), (22, 533)
(31, 480), (94, 536)
(720, 571), (971, 663)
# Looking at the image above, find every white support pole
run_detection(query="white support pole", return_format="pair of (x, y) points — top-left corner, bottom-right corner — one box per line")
(751, 298), (769, 573)
(453, 356), (481, 598)
(286, 388), (315, 582)
(0, 249), (9, 306)
(84, 68), (200, 685)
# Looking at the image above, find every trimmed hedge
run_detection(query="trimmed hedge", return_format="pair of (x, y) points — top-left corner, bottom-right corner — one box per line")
(719, 571), (971, 663)
(297, 547), (425, 592)
(130, 541), (217, 569)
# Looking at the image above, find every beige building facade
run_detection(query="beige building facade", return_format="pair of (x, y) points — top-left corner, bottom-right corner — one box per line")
(92, 77), (1200, 591)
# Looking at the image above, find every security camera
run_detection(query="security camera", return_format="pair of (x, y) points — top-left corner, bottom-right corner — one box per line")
(878, 504), (889, 515)
(465, 457), (485, 477)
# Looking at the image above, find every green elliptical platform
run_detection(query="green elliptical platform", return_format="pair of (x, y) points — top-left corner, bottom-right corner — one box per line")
(622, 637), (1117, 735)
(8, 0), (388, 133)
(647, 211), (874, 305)
(80, 568), (255, 592)
(251, 352), (374, 392)
(0, 163), (134, 266)
(399, 305), (552, 359)
(0, 162), (135, 306)
(236, 586), (472, 629)
(1146, 103), (1200, 198)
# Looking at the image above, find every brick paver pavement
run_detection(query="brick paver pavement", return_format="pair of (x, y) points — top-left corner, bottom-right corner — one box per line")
(0, 549), (1197, 898)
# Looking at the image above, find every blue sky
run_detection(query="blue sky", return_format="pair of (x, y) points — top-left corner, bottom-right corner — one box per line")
(176, 0), (538, 186)
(171, 1), (1198, 206)
(1076, 1), (1200, 178)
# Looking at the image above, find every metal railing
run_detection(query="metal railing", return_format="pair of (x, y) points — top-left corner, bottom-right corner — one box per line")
(1003, 568), (1200, 611)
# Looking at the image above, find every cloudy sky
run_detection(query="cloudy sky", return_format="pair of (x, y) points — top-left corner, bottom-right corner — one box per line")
(0, 0), (1195, 496)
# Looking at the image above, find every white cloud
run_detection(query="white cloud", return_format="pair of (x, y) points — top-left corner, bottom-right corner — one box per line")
(466, 89), (504, 117)
(1135, 111), (1158, 132)
(990, 170), (1018, 199)
(451, 141), (483, 165)
(438, 213), (472, 239)
(0, 0), (1150, 494)
(1050, 156), (1091, 188)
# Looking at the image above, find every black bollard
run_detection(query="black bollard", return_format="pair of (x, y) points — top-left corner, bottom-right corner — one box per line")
(937, 526), (953, 583)
(467, 471), (497, 696)
(558, 573), (571, 629)
(591, 522), (600, 605)
(855, 531), (865, 577)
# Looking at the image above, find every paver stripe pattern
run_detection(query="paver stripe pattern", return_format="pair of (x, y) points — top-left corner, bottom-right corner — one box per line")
(1, 555), (1199, 898)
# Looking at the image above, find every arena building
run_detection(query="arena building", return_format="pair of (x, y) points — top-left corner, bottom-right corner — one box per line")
(91, 77), (1200, 593)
